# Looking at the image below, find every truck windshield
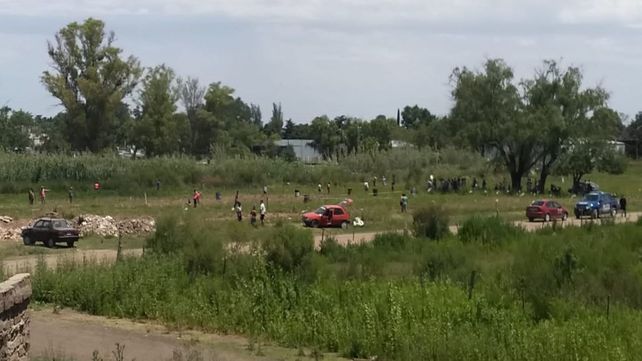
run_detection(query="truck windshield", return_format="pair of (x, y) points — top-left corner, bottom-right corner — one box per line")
(584, 194), (600, 202)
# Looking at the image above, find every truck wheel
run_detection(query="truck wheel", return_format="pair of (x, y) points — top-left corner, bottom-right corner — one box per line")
(22, 236), (34, 246)
(67, 240), (75, 248)
(45, 238), (55, 248)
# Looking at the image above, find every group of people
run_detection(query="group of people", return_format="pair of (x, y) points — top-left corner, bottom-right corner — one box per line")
(233, 199), (267, 226)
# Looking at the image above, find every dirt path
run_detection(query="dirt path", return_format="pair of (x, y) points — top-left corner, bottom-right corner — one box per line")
(30, 307), (307, 361)
(4, 212), (640, 277)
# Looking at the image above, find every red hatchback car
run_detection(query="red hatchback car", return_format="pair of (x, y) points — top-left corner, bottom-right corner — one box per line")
(302, 205), (351, 228)
(526, 200), (569, 222)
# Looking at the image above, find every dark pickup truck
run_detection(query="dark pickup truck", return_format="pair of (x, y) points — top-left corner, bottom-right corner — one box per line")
(21, 218), (80, 248)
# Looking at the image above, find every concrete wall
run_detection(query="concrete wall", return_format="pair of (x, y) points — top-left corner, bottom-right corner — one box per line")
(0, 274), (31, 361)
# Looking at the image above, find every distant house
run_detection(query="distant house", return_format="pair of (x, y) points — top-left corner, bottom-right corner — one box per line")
(608, 140), (625, 154)
(274, 139), (322, 163)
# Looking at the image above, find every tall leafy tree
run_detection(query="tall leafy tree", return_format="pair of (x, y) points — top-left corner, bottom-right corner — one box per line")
(401, 105), (436, 129)
(177, 76), (206, 154)
(132, 65), (184, 156)
(450, 59), (539, 191)
(264, 102), (284, 136)
(522, 60), (611, 192)
(249, 104), (262, 128)
(41, 18), (142, 151)
(0, 107), (33, 151)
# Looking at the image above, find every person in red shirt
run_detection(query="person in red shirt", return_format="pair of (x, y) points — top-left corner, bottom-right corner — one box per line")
(192, 189), (201, 208)
(39, 186), (49, 205)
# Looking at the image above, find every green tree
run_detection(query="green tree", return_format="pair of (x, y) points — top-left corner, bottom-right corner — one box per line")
(249, 104), (262, 128)
(309, 115), (340, 160)
(265, 102), (284, 136)
(450, 59), (542, 192)
(401, 105), (436, 129)
(522, 60), (611, 192)
(0, 107), (33, 151)
(283, 119), (311, 139)
(177, 76), (206, 154)
(132, 65), (183, 156)
(41, 18), (141, 151)
(624, 112), (642, 158)
(365, 115), (396, 151)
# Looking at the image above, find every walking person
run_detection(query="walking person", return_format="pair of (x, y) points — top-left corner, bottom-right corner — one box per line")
(28, 188), (35, 206)
(318, 183), (322, 193)
(192, 189), (201, 208)
(68, 186), (74, 204)
(259, 200), (267, 225)
(326, 182), (331, 194)
(620, 196), (627, 218)
(250, 206), (258, 227)
(234, 201), (243, 222)
(400, 193), (409, 213)
(39, 186), (48, 205)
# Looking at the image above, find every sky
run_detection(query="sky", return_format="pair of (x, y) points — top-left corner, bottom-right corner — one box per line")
(1, 0), (642, 123)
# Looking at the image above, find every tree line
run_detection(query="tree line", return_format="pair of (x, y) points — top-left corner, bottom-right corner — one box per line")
(1, 18), (638, 191)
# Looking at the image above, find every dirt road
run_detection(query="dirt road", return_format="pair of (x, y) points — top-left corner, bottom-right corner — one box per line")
(4, 213), (640, 277)
(30, 307), (306, 361)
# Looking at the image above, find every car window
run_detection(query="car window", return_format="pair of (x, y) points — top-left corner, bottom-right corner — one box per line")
(33, 220), (44, 228)
(546, 202), (555, 208)
(532, 201), (544, 206)
(585, 194), (599, 202)
(552, 202), (561, 208)
(314, 207), (326, 215)
(41, 220), (52, 228)
(53, 220), (69, 229)
(334, 208), (344, 215)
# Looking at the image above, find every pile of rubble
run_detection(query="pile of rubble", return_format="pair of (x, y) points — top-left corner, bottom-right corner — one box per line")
(77, 215), (156, 237)
(0, 216), (21, 241)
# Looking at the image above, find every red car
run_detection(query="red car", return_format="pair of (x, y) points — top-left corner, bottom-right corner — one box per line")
(526, 200), (568, 222)
(302, 205), (351, 228)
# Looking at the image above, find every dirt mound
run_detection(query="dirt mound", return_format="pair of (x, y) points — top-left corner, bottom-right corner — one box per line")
(77, 215), (155, 237)
(0, 216), (22, 241)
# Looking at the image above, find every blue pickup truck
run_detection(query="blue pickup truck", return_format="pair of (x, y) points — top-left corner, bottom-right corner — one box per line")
(574, 192), (619, 219)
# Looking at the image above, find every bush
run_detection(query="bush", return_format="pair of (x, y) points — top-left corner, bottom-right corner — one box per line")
(412, 206), (450, 240)
(458, 215), (523, 245)
(263, 224), (314, 273)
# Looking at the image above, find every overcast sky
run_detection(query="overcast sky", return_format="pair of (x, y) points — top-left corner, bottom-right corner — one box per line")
(1, 0), (642, 123)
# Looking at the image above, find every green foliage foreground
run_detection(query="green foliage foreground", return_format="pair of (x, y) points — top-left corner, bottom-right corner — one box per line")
(32, 219), (642, 360)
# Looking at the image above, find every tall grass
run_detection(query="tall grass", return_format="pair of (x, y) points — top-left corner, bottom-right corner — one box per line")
(31, 219), (642, 360)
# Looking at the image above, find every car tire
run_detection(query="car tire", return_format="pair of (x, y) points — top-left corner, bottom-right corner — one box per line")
(341, 221), (349, 229)
(22, 236), (34, 246)
(562, 213), (568, 221)
(528, 218), (534, 222)
(45, 238), (55, 248)
(310, 221), (319, 228)
(544, 214), (551, 222)
(67, 240), (75, 248)
(610, 208), (617, 217)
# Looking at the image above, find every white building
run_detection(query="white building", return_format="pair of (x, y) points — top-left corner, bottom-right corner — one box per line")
(274, 139), (322, 163)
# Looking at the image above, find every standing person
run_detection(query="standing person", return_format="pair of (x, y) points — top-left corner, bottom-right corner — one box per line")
(68, 187), (74, 204)
(234, 201), (243, 222)
(263, 185), (268, 196)
(259, 200), (267, 225)
(382, 176), (387, 187)
(156, 179), (161, 191)
(192, 189), (201, 208)
(373, 176), (377, 187)
(326, 182), (331, 194)
(620, 196), (627, 218)
(363, 181), (369, 192)
(317, 183), (322, 193)
(400, 193), (409, 212)
(28, 188), (35, 205)
(39, 186), (48, 205)
(391, 174), (396, 191)
(250, 206), (258, 227)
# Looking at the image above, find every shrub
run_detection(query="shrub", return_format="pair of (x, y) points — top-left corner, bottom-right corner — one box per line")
(263, 224), (314, 273)
(412, 206), (450, 240)
(458, 215), (523, 245)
